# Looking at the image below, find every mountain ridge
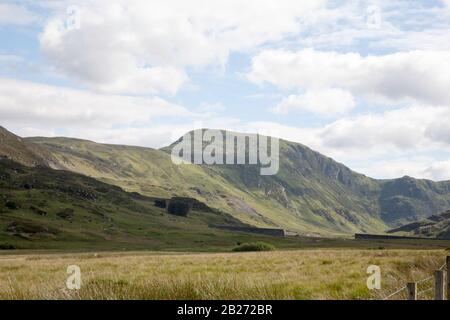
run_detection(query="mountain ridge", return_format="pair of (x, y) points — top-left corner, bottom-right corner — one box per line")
(387, 210), (450, 239)
(26, 130), (385, 234)
(2, 125), (450, 235)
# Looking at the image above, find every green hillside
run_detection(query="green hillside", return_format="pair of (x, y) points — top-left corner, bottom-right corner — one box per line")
(387, 210), (450, 239)
(378, 176), (450, 224)
(0, 157), (269, 250)
(22, 128), (450, 235)
(25, 133), (381, 235)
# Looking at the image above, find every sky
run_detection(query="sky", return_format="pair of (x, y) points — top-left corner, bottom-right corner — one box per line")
(1, 0), (450, 180)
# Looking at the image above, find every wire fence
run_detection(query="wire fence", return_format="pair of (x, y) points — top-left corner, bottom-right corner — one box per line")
(381, 258), (448, 300)
(382, 285), (406, 300)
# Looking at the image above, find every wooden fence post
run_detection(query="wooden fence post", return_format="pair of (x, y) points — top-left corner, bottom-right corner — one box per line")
(435, 270), (445, 300)
(407, 282), (417, 300)
(447, 256), (450, 300)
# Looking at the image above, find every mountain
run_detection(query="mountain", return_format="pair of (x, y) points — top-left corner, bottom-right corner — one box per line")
(0, 156), (262, 250)
(26, 132), (383, 235)
(387, 210), (450, 239)
(2, 126), (450, 236)
(378, 176), (450, 224)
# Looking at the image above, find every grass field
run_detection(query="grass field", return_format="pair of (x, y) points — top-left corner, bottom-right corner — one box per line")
(1, 248), (448, 300)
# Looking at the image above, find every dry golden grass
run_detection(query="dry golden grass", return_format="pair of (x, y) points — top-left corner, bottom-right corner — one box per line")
(0, 249), (448, 300)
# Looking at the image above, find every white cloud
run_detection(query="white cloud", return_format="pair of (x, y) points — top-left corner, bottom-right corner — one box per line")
(40, 18), (188, 95)
(422, 160), (450, 181)
(248, 48), (450, 106)
(295, 1), (450, 52)
(228, 106), (450, 180)
(3, 76), (450, 180)
(354, 157), (431, 179)
(317, 105), (450, 157)
(4, 0), (450, 181)
(0, 77), (193, 135)
(0, 77), (246, 148)
(352, 157), (450, 181)
(352, 156), (440, 180)
(196, 102), (226, 116)
(377, 29), (450, 51)
(39, 0), (325, 95)
(272, 89), (355, 115)
(0, 3), (39, 26)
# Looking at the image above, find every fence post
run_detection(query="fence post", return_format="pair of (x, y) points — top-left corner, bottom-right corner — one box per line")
(435, 270), (445, 300)
(447, 256), (450, 300)
(407, 282), (417, 300)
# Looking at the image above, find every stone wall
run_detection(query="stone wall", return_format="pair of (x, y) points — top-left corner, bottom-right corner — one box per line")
(354, 233), (437, 240)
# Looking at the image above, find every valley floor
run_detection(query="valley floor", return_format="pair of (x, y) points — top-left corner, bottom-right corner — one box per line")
(1, 248), (449, 300)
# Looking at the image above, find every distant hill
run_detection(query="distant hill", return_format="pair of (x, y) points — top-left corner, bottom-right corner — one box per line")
(26, 131), (385, 235)
(387, 210), (450, 239)
(2, 125), (450, 236)
(377, 176), (450, 224)
(0, 157), (252, 250)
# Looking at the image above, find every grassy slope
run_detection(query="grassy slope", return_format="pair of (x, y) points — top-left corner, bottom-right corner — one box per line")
(1, 158), (296, 250)
(0, 126), (55, 167)
(27, 131), (450, 236)
(27, 135), (387, 235)
(204, 138), (387, 234)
